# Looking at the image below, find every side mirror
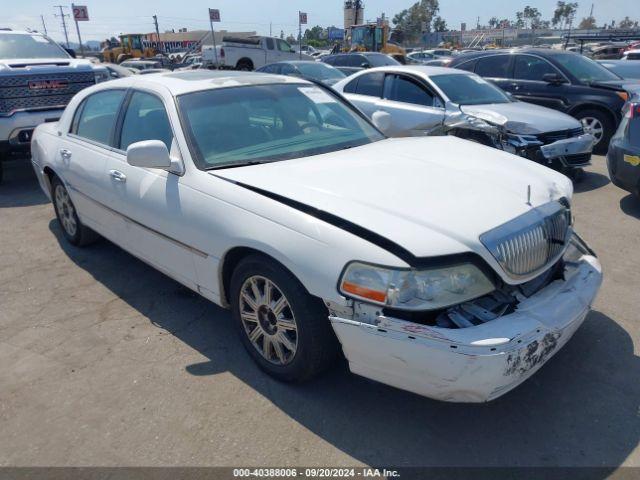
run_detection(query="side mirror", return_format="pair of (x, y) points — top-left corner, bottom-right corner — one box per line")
(290, 49), (296, 53)
(542, 73), (567, 84)
(127, 140), (180, 172)
(372, 111), (392, 134)
(361, 62), (371, 68)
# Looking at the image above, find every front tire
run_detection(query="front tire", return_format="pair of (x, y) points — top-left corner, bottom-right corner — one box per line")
(575, 109), (614, 154)
(51, 177), (100, 246)
(236, 59), (253, 71)
(230, 254), (339, 382)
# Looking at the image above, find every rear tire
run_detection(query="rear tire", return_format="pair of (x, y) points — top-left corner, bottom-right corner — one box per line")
(236, 59), (253, 71)
(575, 109), (614, 155)
(230, 254), (339, 382)
(51, 177), (100, 247)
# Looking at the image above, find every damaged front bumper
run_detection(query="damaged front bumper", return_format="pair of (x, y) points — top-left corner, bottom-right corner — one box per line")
(328, 241), (602, 403)
(504, 133), (594, 168)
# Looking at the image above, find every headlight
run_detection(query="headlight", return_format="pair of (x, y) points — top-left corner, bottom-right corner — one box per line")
(339, 261), (495, 311)
(94, 70), (110, 83)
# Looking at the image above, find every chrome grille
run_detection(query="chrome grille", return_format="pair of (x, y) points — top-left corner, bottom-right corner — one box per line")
(538, 127), (584, 144)
(0, 71), (95, 116)
(480, 201), (572, 279)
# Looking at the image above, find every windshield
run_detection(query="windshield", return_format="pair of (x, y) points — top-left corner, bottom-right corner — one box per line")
(0, 33), (69, 59)
(554, 53), (621, 83)
(431, 73), (511, 105)
(178, 83), (384, 169)
(295, 63), (345, 81)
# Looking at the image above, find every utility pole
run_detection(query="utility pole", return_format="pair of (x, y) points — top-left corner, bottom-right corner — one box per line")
(40, 15), (48, 35)
(54, 6), (70, 48)
(153, 15), (163, 54)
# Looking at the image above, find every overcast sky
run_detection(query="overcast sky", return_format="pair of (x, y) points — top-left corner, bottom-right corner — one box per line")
(4, 0), (633, 42)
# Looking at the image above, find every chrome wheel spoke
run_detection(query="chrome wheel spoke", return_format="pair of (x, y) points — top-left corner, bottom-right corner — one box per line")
(272, 339), (286, 363)
(248, 326), (263, 343)
(276, 318), (296, 331)
(241, 311), (258, 324)
(271, 296), (287, 316)
(262, 337), (272, 359)
(241, 292), (259, 311)
(275, 331), (296, 352)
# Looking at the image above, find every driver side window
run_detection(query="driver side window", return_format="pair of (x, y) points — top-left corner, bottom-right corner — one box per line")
(387, 75), (440, 108)
(119, 91), (173, 151)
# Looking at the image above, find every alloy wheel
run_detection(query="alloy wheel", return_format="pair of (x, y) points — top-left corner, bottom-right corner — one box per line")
(239, 275), (298, 365)
(54, 185), (78, 237)
(580, 116), (604, 146)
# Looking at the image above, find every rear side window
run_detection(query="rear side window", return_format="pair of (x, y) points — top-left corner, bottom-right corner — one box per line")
(347, 55), (366, 67)
(514, 55), (557, 81)
(475, 55), (511, 78)
(354, 72), (384, 97)
(387, 75), (436, 107)
(331, 56), (350, 66)
(119, 91), (173, 151)
(323, 56), (336, 65)
(266, 38), (275, 50)
(73, 89), (126, 145)
(343, 77), (359, 94)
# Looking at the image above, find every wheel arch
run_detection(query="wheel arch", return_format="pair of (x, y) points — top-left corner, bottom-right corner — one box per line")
(236, 57), (254, 70)
(42, 166), (58, 194)
(219, 246), (306, 307)
(568, 102), (618, 126)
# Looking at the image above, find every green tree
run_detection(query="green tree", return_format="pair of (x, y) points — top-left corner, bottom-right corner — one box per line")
(432, 16), (448, 32)
(488, 17), (499, 29)
(523, 6), (542, 28)
(392, 0), (440, 43)
(578, 16), (596, 29)
(552, 1), (578, 29)
(514, 11), (525, 29)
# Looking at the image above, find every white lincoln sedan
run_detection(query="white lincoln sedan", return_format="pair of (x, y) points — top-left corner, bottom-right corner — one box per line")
(30, 71), (602, 402)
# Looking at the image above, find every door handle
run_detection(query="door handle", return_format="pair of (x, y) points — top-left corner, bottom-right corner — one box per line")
(60, 148), (72, 160)
(109, 170), (127, 183)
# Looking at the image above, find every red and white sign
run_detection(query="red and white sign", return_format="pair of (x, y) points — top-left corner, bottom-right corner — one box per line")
(72, 5), (89, 21)
(209, 8), (221, 22)
(299, 12), (308, 25)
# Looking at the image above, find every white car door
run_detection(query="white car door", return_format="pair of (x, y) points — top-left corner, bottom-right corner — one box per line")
(61, 89), (129, 235)
(101, 89), (198, 290)
(374, 73), (445, 137)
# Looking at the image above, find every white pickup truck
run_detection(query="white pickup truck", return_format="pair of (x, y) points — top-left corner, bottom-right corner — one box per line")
(202, 36), (314, 71)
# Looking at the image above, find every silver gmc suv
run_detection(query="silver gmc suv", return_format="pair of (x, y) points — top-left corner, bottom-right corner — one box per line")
(0, 29), (109, 183)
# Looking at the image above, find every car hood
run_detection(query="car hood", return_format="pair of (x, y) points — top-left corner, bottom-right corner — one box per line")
(590, 79), (640, 98)
(212, 136), (572, 265)
(0, 57), (100, 72)
(460, 102), (581, 134)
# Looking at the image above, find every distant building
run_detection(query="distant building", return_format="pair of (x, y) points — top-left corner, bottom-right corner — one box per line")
(143, 29), (256, 52)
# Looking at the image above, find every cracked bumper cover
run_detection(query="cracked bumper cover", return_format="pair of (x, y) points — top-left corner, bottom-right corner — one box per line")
(329, 251), (602, 403)
(539, 134), (594, 161)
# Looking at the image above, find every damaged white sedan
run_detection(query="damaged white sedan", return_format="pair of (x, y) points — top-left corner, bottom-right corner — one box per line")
(31, 71), (602, 402)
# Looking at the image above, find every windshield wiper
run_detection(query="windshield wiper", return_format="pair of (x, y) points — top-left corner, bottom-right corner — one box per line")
(206, 160), (267, 171)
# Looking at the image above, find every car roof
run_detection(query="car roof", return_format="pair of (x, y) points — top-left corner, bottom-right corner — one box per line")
(357, 65), (469, 76)
(100, 70), (311, 96)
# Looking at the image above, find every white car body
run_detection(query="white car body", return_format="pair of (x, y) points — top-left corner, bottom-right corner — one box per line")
(333, 66), (594, 169)
(202, 36), (313, 70)
(31, 71), (602, 402)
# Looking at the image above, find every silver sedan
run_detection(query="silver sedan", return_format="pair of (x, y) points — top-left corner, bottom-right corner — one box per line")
(333, 66), (595, 176)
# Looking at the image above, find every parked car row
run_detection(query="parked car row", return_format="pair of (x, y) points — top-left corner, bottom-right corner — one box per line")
(30, 70), (603, 403)
(448, 48), (640, 153)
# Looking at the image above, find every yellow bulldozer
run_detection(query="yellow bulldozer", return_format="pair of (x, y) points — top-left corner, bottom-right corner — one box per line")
(347, 23), (405, 55)
(102, 34), (157, 64)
